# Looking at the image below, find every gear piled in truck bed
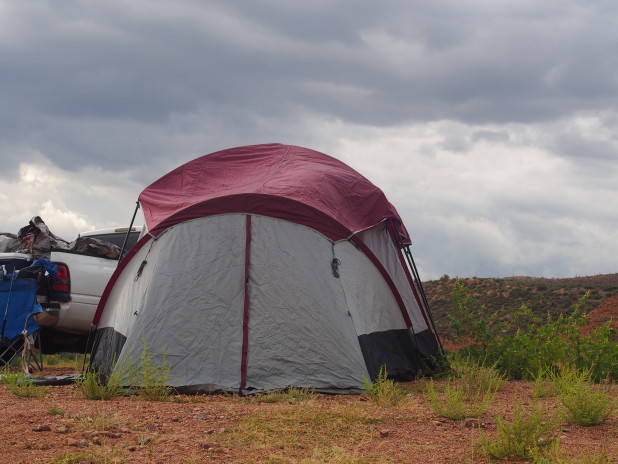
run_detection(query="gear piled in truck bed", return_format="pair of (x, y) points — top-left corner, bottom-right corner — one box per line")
(0, 216), (122, 260)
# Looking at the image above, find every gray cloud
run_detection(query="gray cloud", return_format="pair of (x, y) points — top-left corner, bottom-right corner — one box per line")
(1, 0), (617, 278)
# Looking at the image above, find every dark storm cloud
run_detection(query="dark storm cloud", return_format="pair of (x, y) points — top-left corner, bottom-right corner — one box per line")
(3, 0), (618, 175)
(1, 0), (618, 281)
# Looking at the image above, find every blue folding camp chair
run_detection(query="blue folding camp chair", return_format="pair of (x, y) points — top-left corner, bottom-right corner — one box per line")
(0, 278), (43, 371)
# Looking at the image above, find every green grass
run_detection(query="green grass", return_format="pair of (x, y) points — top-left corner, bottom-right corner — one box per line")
(78, 369), (125, 400)
(0, 369), (46, 397)
(423, 359), (503, 420)
(222, 402), (380, 456)
(362, 366), (407, 407)
(559, 382), (616, 426)
(531, 441), (615, 464)
(255, 387), (318, 404)
(478, 403), (558, 460)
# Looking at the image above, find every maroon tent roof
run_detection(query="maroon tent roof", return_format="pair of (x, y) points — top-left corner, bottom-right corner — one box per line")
(139, 143), (410, 243)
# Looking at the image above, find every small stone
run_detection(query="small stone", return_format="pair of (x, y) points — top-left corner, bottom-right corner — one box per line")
(93, 437), (103, 446)
(379, 429), (391, 438)
(205, 428), (216, 434)
(193, 414), (207, 420)
(171, 417), (181, 422)
(55, 426), (69, 434)
(128, 446), (137, 452)
(68, 438), (89, 448)
(201, 443), (212, 450)
(145, 423), (159, 432)
(463, 418), (481, 428)
(8, 441), (17, 446)
(137, 436), (154, 446)
(33, 424), (51, 432)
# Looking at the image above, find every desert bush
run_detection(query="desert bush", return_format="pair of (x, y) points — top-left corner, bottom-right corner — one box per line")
(532, 367), (560, 398)
(531, 441), (614, 464)
(362, 366), (406, 407)
(129, 341), (174, 401)
(78, 369), (125, 400)
(558, 376), (616, 426)
(449, 282), (618, 380)
(423, 359), (501, 420)
(450, 356), (506, 396)
(478, 403), (558, 460)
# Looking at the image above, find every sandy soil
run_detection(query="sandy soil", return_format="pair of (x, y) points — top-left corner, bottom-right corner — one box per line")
(1, 368), (616, 464)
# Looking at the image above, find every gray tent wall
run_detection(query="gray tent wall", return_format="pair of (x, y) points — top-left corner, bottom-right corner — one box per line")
(91, 214), (439, 393)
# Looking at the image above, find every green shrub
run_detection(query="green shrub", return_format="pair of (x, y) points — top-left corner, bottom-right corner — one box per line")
(531, 441), (614, 464)
(450, 356), (506, 396)
(362, 366), (406, 407)
(423, 360), (501, 420)
(130, 341), (174, 401)
(449, 282), (618, 381)
(423, 380), (468, 420)
(532, 367), (560, 398)
(78, 369), (125, 400)
(478, 403), (558, 460)
(559, 382), (616, 426)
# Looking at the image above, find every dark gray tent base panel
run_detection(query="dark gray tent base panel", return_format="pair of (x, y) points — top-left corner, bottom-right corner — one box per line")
(358, 328), (439, 382)
(90, 327), (127, 379)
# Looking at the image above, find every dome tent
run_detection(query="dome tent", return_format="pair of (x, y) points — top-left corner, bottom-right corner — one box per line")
(90, 143), (442, 393)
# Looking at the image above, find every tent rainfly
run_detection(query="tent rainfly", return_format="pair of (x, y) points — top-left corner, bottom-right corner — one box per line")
(90, 143), (442, 393)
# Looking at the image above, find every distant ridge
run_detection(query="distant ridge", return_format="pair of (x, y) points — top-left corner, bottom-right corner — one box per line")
(424, 273), (618, 337)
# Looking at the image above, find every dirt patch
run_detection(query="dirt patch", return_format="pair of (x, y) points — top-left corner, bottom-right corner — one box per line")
(586, 294), (618, 332)
(1, 368), (616, 463)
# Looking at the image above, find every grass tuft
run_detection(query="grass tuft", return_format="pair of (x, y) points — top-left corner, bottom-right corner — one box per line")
(1, 369), (46, 397)
(78, 369), (125, 400)
(423, 359), (502, 420)
(362, 366), (406, 407)
(256, 387), (318, 404)
(478, 403), (558, 460)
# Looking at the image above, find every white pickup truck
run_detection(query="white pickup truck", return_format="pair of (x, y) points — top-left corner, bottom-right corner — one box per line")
(0, 227), (141, 353)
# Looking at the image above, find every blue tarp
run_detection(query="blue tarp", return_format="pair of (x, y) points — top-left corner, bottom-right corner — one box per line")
(0, 278), (41, 342)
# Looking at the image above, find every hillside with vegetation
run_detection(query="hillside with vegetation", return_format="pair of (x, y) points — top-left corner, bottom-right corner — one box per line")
(424, 273), (618, 338)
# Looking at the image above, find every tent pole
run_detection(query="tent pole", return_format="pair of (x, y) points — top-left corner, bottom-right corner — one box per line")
(402, 244), (444, 354)
(119, 201), (140, 262)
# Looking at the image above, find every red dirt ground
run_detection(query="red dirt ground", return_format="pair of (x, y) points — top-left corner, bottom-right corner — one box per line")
(1, 368), (616, 464)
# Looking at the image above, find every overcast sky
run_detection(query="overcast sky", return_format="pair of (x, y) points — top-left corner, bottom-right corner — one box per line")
(1, 0), (617, 280)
